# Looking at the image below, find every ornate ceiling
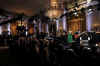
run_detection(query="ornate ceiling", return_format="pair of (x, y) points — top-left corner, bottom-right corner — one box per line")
(0, 0), (98, 16)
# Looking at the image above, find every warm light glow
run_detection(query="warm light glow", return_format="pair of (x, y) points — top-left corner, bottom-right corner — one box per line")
(50, 0), (57, 3)
(93, 24), (100, 27)
(29, 28), (34, 34)
(46, 9), (62, 18)
(47, 0), (63, 18)
(18, 24), (22, 26)
(51, 2), (58, 7)
(50, 0), (58, 8)
(11, 23), (17, 35)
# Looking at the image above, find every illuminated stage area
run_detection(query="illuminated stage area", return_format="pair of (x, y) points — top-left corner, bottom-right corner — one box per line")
(0, 0), (100, 65)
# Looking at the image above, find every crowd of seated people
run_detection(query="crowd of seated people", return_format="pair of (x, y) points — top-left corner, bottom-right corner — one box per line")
(0, 32), (100, 65)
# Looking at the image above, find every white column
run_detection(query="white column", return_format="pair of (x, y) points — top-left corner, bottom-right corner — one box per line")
(56, 20), (59, 31)
(0, 26), (2, 35)
(33, 20), (36, 33)
(62, 16), (67, 31)
(39, 21), (42, 32)
(86, 11), (93, 32)
(46, 24), (49, 33)
(26, 24), (28, 36)
(63, 9), (67, 31)
(8, 23), (11, 35)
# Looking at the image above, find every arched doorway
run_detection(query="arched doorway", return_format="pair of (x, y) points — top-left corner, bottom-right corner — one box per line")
(67, 12), (86, 34)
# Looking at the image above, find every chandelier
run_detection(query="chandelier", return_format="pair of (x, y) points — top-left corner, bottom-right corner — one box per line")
(46, 9), (62, 19)
(46, 0), (63, 19)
